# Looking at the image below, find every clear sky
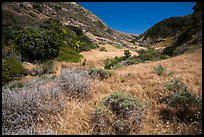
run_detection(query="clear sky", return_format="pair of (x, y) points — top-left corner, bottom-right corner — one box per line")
(78, 2), (196, 35)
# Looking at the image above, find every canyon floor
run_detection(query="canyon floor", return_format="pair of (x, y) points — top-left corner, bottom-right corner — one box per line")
(20, 44), (202, 135)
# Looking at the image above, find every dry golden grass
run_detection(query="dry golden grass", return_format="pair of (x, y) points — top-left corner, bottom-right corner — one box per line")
(37, 47), (201, 135)
(18, 46), (202, 135)
(80, 44), (138, 68)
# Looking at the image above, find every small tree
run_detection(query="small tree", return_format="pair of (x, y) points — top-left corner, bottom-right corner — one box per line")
(124, 50), (131, 58)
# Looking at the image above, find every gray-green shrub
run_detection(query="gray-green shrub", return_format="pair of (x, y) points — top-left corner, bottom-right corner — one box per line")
(2, 68), (91, 135)
(153, 65), (166, 76)
(59, 68), (91, 99)
(91, 91), (144, 135)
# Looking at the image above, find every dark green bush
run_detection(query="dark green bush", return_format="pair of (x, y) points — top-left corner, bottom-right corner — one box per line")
(138, 49), (160, 61)
(54, 5), (62, 11)
(167, 91), (200, 111)
(57, 47), (83, 62)
(162, 45), (176, 56)
(88, 67), (112, 80)
(138, 48), (167, 61)
(2, 57), (25, 85)
(5, 18), (95, 63)
(104, 56), (125, 69)
(67, 25), (96, 51)
(67, 25), (83, 36)
(124, 50), (131, 58)
(3, 17), (95, 66)
(162, 29), (193, 57)
(33, 3), (43, 12)
(8, 26), (62, 62)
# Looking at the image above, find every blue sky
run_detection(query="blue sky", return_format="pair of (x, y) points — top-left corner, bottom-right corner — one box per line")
(78, 2), (195, 35)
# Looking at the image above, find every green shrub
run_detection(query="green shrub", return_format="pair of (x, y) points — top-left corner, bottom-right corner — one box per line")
(57, 47), (83, 62)
(42, 60), (54, 74)
(2, 57), (25, 85)
(88, 67), (112, 80)
(54, 5), (62, 11)
(8, 26), (62, 62)
(138, 48), (162, 61)
(104, 56), (125, 70)
(5, 18), (95, 63)
(103, 92), (139, 113)
(67, 25), (96, 51)
(120, 59), (139, 66)
(167, 91), (200, 111)
(162, 44), (176, 56)
(164, 78), (186, 93)
(161, 90), (202, 124)
(153, 65), (166, 76)
(5, 80), (24, 90)
(91, 91), (144, 135)
(124, 50), (131, 58)
(33, 3), (43, 12)
(160, 78), (202, 127)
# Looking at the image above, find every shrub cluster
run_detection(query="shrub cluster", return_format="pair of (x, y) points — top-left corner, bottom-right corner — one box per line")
(104, 49), (169, 70)
(88, 67), (112, 80)
(58, 68), (91, 99)
(57, 47), (83, 63)
(159, 78), (202, 132)
(104, 50), (132, 69)
(2, 77), (63, 135)
(2, 57), (25, 85)
(91, 92), (145, 135)
(137, 48), (169, 62)
(4, 18), (95, 63)
(27, 60), (54, 76)
(2, 68), (92, 135)
(153, 65), (166, 76)
(104, 56), (125, 69)
(33, 3), (43, 13)
(164, 78), (186, 93)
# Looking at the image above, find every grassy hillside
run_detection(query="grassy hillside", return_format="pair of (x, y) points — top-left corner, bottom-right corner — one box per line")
(136, 2), (202, 56)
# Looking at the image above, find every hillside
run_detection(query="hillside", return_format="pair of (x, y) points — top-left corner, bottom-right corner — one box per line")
(136, 2), (202, 56)
(2, 2), (136, 47)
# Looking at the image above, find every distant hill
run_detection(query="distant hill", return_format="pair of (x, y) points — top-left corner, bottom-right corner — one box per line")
(136, 2), (202, 56)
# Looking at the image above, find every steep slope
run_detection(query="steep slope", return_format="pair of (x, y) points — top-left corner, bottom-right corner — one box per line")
(2, 2), (136, 47)
(136, 2), (202, 56)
